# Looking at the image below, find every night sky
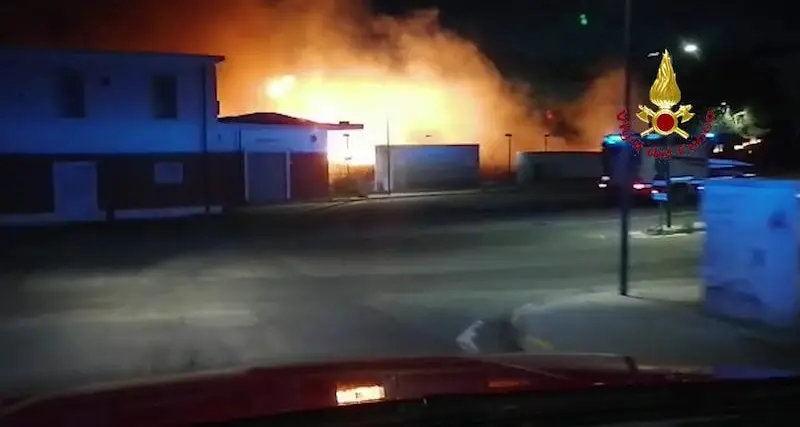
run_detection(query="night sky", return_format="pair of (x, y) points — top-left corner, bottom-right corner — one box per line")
(0, 0), (797, 167)
(2, 0), (792, 70)
(375, 1), (791, 60)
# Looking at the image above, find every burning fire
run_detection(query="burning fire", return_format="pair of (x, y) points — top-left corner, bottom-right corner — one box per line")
(261, 71), (483, 166)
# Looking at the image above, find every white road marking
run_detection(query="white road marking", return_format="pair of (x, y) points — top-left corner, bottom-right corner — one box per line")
(456, 320), (484, 353)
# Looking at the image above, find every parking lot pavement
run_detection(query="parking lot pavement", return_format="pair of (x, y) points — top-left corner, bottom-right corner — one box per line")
(509, 282), (800, 371)
(0, 203), (702, 396)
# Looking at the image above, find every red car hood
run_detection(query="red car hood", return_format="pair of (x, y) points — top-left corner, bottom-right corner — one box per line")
(0, 353), (714, 427)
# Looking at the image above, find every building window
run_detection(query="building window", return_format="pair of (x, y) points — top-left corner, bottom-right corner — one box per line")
(151, 75), (178, 119)
(56, 69), (86, 118)
(153, 162), (184, 185)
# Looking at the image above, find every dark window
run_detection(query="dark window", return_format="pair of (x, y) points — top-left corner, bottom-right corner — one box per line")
(151, 75), (178, 119)
(57, 69), (86, 118)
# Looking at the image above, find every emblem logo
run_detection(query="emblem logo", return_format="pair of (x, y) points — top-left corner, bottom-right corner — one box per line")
(636, 50), (695, 139)
(616, 50), (716, 159)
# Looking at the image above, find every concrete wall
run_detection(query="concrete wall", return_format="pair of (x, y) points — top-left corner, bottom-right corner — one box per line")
(375, 144), (480, 193)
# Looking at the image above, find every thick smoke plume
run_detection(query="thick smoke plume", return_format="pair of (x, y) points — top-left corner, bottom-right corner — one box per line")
(1, 0), (629, 167)
(568, 68), (647, 147)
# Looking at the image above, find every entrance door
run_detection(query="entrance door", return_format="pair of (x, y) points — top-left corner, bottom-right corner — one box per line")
(52, 161), (100, 221)
(244, 152), (288, 204)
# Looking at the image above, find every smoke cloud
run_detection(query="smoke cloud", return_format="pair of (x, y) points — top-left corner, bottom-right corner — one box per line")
(568, 68), (647, 147)
(0, 0), (631, 168)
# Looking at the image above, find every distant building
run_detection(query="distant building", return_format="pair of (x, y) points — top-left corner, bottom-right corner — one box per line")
(0, 48), (362, 225)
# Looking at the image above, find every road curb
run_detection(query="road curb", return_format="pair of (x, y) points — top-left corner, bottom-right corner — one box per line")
(509, 303), (558, 353)
(455, 316), (528, 354)
(456, 320), (484, 353)
(644, 221), (706, 236)
(366, 189), (502, 201)
(507, 287), (800, 355)
(505, 282), (702, 354)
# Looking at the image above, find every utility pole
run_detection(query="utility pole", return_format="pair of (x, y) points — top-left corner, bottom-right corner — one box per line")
(505, 133), (513, 180)
(385, 118), (392, 195)
(619, 0), (633, 296)
(664, 138), (673, 228)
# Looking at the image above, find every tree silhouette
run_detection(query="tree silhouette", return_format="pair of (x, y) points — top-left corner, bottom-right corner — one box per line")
(714, 106), (769, 138)
(677, 48), (800, 172)
(679, 52), (787, 130)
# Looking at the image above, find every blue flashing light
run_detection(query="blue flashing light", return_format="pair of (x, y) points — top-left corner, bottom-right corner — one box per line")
(603, 133), (663, 146)
(603, 132), (715, 147)
(652, 192), (668, 202)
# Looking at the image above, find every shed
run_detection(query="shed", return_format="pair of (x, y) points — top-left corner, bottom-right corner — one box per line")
(217, 113), (363, 204)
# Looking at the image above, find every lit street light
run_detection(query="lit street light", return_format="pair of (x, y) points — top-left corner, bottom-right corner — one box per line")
(648, 44), (700, 59)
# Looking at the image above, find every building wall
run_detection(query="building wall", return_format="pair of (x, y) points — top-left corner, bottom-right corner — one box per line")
(0, 49), (219, 155)
(0, 153), (243, 218)
(217, 123), (330, 204)
(0, 49), (336, 224)
(214, 123), (328, 153)
(0, 49), (231, 224)
(375, 144), (481, 193)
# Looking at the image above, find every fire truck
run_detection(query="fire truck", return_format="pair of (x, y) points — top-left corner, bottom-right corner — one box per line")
(598, 132), (757, 203)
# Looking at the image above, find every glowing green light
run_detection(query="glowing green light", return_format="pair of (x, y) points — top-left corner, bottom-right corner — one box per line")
(579, 13), (588, 25)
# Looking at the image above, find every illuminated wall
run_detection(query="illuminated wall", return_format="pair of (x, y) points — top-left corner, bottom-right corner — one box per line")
(0, 48), (220, 154)
(215, 123), (328, 154)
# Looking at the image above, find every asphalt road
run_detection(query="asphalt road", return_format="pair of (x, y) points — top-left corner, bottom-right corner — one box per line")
(0, 195), (701, 396)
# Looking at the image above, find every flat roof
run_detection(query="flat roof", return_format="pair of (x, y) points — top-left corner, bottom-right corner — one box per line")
(219, 112), (364, 130)
(0, 47), (224, 63)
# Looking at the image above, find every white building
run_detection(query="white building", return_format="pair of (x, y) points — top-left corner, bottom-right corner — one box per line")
(0, 48), (223, 223)
(0, 48), (362, 225)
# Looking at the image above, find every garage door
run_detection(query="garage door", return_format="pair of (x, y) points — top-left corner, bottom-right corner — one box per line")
(244, 152), (288, 204)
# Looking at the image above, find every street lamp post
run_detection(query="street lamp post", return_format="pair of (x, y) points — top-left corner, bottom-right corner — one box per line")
(343, 133), (351, 177)
(544, 133), (550, 152)
(385, 118), (392, 195)
(619, 0), (633, 296)
(646, 51), (674, 230)
(505, 133), (513, 180)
